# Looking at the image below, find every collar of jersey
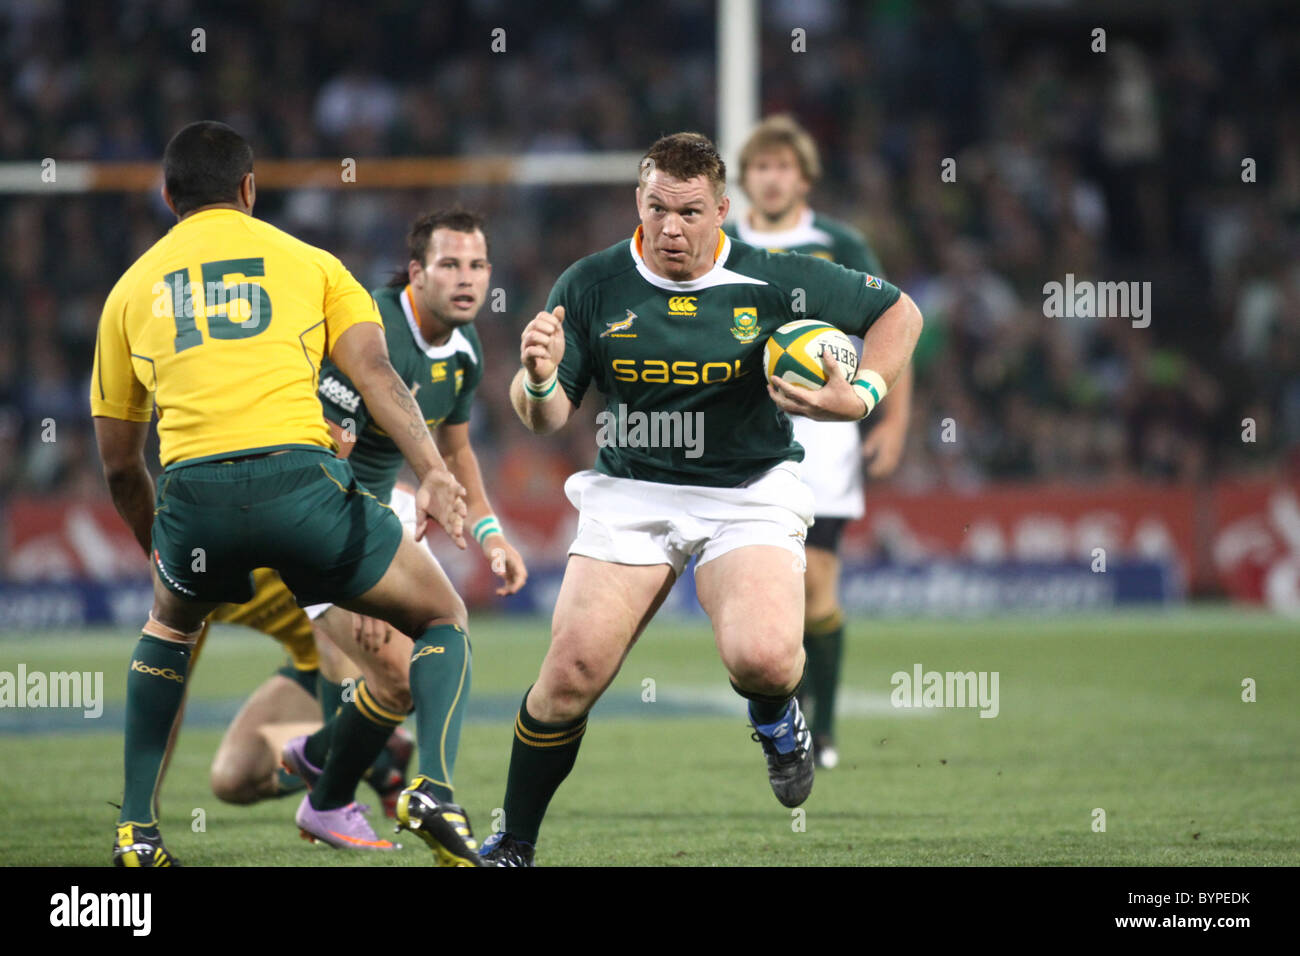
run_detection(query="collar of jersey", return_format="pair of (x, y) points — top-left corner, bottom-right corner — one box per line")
(400, 287), (477, 363)
(734, 207), (829, 250)
(629, 226), (767, 292)
(172, 207), (244, 230)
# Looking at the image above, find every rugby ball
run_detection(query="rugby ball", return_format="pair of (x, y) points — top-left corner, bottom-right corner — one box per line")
(764, 320), (858, 389)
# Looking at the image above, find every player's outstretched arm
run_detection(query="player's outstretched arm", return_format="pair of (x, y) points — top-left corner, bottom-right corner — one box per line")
(93, 416), (154, 555)
(510, 305), (574, 435)
(437, 422), (529, 595)
(329, 321), (468, 548)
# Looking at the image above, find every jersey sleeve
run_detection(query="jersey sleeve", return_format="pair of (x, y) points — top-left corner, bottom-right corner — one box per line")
(445, 341), (484, 426)
(322, 255), (382, 354)
(89, 279), (153, 421)
(317, 358), (371, 435)
(547, 265), (594, 407)
(795, 256), (901, 338)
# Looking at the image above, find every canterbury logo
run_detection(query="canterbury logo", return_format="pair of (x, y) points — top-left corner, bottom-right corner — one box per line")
(411, 645), (446, 662)
(131, 660), (184, 683)
(667, 295), (697, 315)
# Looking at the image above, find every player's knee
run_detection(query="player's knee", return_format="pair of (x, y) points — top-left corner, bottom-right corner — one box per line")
(539, 646), (605, 716)
(553, 663), (599, 702)
(209, 756), (260, 805)
(533, 679), (591, 723)
(418, 593), (467, 637)
(730, 643), (802, 696)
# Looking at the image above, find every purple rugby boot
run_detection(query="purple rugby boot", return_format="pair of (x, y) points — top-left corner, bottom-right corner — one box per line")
(280, 734), (322, 790)
(294, 796), (400, 850)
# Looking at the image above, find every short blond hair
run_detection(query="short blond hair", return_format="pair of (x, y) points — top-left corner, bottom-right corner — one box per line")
(737, 114), (821, 186)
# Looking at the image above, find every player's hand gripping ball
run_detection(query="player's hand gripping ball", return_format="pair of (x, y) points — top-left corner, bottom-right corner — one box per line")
(764, 320), (858, 389)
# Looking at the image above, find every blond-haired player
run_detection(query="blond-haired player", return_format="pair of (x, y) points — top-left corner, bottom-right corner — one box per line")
(726, 114), (914, 768)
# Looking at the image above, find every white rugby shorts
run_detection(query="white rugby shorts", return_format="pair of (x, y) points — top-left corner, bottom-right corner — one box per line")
(564, 462), (815, 577)
(791, 416), (865, 520)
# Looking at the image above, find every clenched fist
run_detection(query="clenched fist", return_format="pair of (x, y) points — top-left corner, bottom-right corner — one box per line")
(520, 305), (566, 382)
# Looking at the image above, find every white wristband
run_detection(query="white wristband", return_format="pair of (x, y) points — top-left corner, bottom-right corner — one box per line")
(523, 369), (559, 401)
(850, 370), (888, 420)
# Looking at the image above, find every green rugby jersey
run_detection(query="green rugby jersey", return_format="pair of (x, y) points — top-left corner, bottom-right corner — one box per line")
(723, 208), (884, 276)
(317, 284), (483, 502)
(550, 227), (899, 487)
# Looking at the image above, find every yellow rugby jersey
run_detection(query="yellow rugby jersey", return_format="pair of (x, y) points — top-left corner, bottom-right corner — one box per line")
(90, 208), (380, 466)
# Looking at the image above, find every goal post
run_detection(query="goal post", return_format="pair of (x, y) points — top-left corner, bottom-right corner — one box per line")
(716, 0), (760, 219)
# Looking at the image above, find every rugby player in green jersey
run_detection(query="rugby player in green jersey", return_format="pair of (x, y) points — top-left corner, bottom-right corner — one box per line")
(726, 115), (914, 770)
(478, 132), (923, 866)
(279, 209), (527, 864)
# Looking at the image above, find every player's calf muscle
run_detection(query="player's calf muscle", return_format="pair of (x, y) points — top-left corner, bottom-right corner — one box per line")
(315, 610), (412, 712)
(361, 636), (412, 713)
(803, 549), (841, 621)
(312, 626), (358, 684)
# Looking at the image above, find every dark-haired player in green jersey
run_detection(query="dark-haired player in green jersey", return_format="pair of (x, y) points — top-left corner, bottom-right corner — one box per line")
(726, 115), (914, 770)
(279, 209), (527, 864)
(478, 132), (923, 866)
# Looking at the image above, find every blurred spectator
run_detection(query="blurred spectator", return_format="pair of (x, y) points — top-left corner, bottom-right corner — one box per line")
(0, 0), (1296, 504)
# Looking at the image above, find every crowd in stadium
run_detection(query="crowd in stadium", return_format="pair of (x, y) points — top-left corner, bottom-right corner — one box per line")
(2, 0), (1297, 505)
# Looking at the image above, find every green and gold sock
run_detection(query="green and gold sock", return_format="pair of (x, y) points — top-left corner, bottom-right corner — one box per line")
(409, 624), (471, 803)
(303, 676), (347, 769)
(119, 634), (193, 825)
(502, 690), (588, 845)
(310, 680), (404, 811)
(318, 676), (345, 717)
(803, 609), (844, 739)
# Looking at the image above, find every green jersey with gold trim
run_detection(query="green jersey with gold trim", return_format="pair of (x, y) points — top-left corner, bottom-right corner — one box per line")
(550, 227), (899, 487)
(317, 284), (483, 502)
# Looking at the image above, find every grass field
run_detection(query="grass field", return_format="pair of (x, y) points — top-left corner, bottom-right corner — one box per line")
(1, 607), (1297, 866)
